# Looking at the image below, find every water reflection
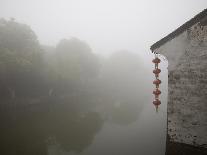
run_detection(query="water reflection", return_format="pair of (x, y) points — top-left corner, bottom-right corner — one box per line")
(0, 93), (144, 155)
(0, 92), (166, 155)
(0, 101), (103, 155)
(0, 51), (167, 155)
(110, 101), (141, 125)
(0, 77), (167, 155)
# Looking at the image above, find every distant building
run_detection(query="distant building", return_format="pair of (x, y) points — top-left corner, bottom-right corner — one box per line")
(151, 9), (207, 152)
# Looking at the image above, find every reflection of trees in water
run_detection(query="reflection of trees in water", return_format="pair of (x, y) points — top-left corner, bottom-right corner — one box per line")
(98, 51), (148, 126)
(0, 49), (149, 154)
(50, 105), (103, 153)
(0, 106), (48, 155)
(110, 101), (141, 125)
(96, 98), (143, 126)
(0, 101), (103, 155)
(0, 19), (151, 155)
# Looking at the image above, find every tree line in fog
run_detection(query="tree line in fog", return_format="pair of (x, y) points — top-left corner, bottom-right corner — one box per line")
(0, 18), (149, 103)
(0, 18), (151, 154)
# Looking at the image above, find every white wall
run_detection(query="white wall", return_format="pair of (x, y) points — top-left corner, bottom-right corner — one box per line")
(153, 22), (207, 147)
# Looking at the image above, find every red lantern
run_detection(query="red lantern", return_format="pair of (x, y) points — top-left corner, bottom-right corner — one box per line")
(153, 79), (161, 85)
(153, 68), (161, 74)
(153, 99), (161, 106)
(152, 57), (161, 64)
(152, 54), (161, 112)
(153, 99), (161, 112)
(153, 89), (161, 96)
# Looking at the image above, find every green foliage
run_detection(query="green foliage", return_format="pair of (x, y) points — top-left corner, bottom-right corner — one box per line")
(0, 19), (101, 98)
(0, 18), (44, 98)
(0, 18), (148, 155)
(55, 38), (100, 84)
(0, 18), (42, 70)
(0, 18), (40, 55)
(0, 18), (146, 106)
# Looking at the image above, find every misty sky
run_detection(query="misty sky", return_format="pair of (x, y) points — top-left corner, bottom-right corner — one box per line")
(0, 0), (206, 57)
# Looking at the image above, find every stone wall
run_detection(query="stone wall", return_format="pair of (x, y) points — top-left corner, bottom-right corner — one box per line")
(153, 22), (207, 147)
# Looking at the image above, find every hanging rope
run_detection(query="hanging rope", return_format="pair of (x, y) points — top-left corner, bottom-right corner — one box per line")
(152, 53), (161, 112)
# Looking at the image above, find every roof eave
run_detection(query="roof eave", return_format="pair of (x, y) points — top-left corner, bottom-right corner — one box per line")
(150, 9), (207, 52)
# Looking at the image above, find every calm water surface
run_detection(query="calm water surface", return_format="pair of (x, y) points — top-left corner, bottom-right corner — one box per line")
(0, 66), (167, 155)
(0, 96), (167, 155)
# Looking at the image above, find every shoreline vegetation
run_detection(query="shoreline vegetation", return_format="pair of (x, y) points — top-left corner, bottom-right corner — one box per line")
(0, 18), (149, 154)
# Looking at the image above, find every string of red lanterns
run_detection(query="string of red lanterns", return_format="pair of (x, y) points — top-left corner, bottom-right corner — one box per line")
(152, 54), (161, 112)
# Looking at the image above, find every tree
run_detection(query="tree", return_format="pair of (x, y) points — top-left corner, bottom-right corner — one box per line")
(0, 18), (44, 99)
(55, 38), (100, 88)
(101, 50), (149, 103)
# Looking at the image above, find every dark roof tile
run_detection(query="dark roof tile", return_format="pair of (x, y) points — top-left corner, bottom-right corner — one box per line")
(150, 9), (207, 51)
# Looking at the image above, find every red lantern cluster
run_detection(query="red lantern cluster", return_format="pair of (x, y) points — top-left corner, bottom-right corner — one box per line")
(152, 54), (161, 112)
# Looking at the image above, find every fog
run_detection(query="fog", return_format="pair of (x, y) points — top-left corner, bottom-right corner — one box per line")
(0, 0), (206, 57)
(0, 1), (206, 155)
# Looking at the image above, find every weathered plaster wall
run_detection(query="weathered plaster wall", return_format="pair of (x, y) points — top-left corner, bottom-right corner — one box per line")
(154, 22), (207, 147)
